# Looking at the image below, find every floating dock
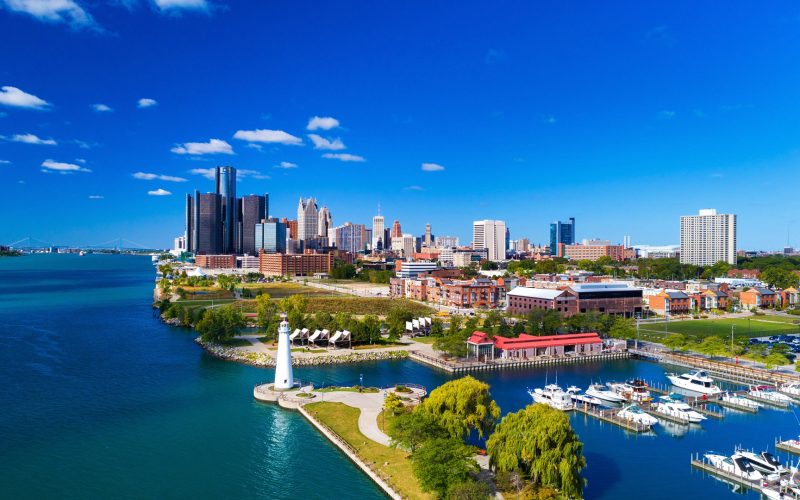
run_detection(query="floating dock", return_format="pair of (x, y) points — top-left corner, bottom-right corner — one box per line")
(743, 393), (790, 409)
(574, 403), (651, 433)
(690, 457), (757, 491)
(715, 398), (758, 413)
(776, 438), (800, 456)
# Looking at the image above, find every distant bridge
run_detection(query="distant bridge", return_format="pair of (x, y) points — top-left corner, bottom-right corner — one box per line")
(4, 236), (163, 252)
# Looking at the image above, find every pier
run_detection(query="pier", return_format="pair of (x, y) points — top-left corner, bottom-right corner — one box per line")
(715, 398), (758, 413)
(742, 392), (790, 409)
(690, 456), (758, 491)
(409, 350), (630, 373)
(574, 402), (652, 433)
(776, 438), (800, 456)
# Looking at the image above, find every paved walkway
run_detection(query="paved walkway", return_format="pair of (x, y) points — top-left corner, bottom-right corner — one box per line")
(318, 391), (391, 445)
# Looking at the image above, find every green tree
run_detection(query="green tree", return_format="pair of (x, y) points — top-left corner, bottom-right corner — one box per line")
(662, 333), (687, 352)
(430, 318), (445, 337)
(445, 480), (492, 500)
(412, 438), (478, 497)
(697, 336), (728, 358)
(417, 376), (501, 439)
(195, 305), (246, 343)
(388, 411), (442, 452)
(255, 293), (277, 328)
(486, 404), (585, 499)
(384, 392), (406, 416)
(608, 317), (636, 340)
(761, 267), (800, 290)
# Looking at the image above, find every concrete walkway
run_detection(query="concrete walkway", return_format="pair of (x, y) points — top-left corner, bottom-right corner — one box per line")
(318, 391), (392, 445)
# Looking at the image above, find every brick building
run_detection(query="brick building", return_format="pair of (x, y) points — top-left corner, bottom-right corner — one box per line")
(390, 276), (502, 309)
(740, 287), (778, 309)
(507, 283), (642, 317)
(195, 254), (236, 269)
(649, 291), (693, 315)
(563, 243), (626, 262)
(259, 252), (333, 277)
(466, 331), (602, 361)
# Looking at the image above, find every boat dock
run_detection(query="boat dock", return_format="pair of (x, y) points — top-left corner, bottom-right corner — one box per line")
(690, 456), (757, 491)
(776, 438), (800, 456)
(742, 392), (790, 409)
(642, 380), (724, 419)
(409, 350), (630, 373)
(574, 402), (651, 433)
(715, 398), (758, 413)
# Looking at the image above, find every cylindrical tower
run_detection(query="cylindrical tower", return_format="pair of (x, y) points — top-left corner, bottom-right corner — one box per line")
(273, 312), (294, 390)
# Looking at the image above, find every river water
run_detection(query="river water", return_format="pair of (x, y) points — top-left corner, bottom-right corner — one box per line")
(0, 254), (794, 499)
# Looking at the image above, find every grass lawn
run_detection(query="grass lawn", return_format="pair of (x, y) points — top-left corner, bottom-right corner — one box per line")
(304, 402), (431, 500)
(305, 297), (434, 316)
(639, 317), (800, 342)
(317, 386), (380, 393)
(237, 282), (341, 299)
(218, 338), (252, 347)
(411, 337), (437, 345)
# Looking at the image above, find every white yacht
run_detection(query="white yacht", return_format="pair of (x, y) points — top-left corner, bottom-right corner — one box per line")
(749, 386), (794, 404)
(780, 381), (800, 397)
(667, 370), (722, 395)
(586, 383), (627, 404)
(703, 451), (764, 481)
(736, 449), (788, 476)
(529, 384), (575, 411)
(566, 386), (604, 406)
(653, 396), (707, 423)
(721, 392), (761, 410)
(617, 404), (658, 426)
(608, 379), (652, 403)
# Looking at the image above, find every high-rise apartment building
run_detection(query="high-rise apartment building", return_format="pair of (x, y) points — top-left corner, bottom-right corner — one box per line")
(297, 197), (319, 242)
(255, 218), (287, 254)
(550, 217), (575, 255)
(239, 194), (267, 256)
(329, 222), (366, 254)
(215, 166), (238, 254)
(472, 220), (507, 261)
(318, 206), (332, 240)
(372, 215), (385, 251)
(680, 209), (737, 265)
(435, 236), (460, 248)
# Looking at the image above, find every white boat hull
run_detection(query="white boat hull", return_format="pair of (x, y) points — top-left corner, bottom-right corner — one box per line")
(668, 375), (722, 395)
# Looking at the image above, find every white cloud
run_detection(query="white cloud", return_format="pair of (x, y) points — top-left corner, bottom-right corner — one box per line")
(133, 172), (187, 182)
(322, 153), (365, 162)
(148, 188), (172, 196)
(233, 129), (302, 145)
(137, 98), (158, 108)
(0, 86), (50, 109)
(0, 159), (10, 164)
(41, 159), (91, 173)
(10, 133), (57, 145)
(3, 0), (94, 28)
(88, 195), (104, 199)
(74, 158), (86, 163)
(307, 116), (340, 131)
(92, 103), (113, 112)
(153, 0), (208, 10)
(274, 161), (297, 169)
(308, 134), (345, 151)
(238, 169), (269, 180)
(404, 185), (424, 191)
(658, 110), (676, 120)
(246, 143), (263, 151)
(171, 138), (233, 155)
(189, 168), (215, 180)
(421, 162), (445, 172)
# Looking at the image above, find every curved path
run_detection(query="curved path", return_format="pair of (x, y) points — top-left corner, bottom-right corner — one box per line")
(317, 391), (391, 445)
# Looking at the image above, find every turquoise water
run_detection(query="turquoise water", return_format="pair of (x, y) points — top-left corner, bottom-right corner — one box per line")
(0, 255), (796, 499)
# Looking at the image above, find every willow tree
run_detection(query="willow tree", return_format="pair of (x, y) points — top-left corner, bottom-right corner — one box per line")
(416, 376), (500, 439)
(486, 404), (585, 499)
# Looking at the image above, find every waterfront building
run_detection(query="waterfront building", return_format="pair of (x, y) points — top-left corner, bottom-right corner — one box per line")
(259, 252), (334, 277)
(472, 220), (507, 261)
(466, 331), (602, 361)
(297, 197), (319, 242)
(193, 191), (223, 255)
(195, 254), (236, 269)
(507, 283), (643, 317)
(255, 218), (287, 254)
(239, 194), (267, 256)
(648, 290), (693, 315)
(390, 276), (502, 309)
(680, 209), (737, 265)
(372, 214), (385, 251)
(550, 217), (576, 255)
(215, 166), (238, 254)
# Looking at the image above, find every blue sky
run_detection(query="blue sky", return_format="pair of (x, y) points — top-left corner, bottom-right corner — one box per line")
(1, 1), (799, 250)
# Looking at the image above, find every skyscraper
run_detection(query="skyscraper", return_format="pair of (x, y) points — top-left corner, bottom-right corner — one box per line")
(215, 166), (237, 254)
(391, 220), (402, 238)
(318, 206), (332, 239)
(550, 217), (576, 255)
(297, 197), (319, 242)
(424, 223), (432, 246)
(330, 222), (366, 253)
(255, 218), (287, 254)
(680, 209), (737, 265)
(185, 193), (194, 253)
(239, 194), (267, 256)
(472, 220), (507, 261)
(194, 191), (223, 255)
(372, 214), (385, 251)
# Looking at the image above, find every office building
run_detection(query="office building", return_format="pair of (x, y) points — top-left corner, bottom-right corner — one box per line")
(239, 194), (267, 256)
(195, 254), (236, 269)
(281, 218), (298, 240)
(193, 191), (223, 255)
(329, 222), (366, 254)
(215, 166), (238, 254)
(318, 206), (332, 242)
(550, 217), (575, 255)
(297, 197), (319, 242)
(435, 235), (460, 248)
(255, 218), (287, 254)
(391, 220), (402, 238)
(423, 224), (432, 246)
(372, 214), (385, 251)
(472, 220), (507, 261)
(259, 252), (334, 277)
(679, 209), (737, 265)
(184, 194), (194, 253)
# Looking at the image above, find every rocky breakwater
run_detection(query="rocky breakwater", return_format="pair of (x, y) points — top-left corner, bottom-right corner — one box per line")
(196, 339), (409, 367)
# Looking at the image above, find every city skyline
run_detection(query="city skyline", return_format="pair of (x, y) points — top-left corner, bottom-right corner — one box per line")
(3, 2), (800, 249)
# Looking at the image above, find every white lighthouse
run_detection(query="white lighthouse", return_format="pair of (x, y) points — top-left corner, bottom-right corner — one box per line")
(273, 312), (294, 390)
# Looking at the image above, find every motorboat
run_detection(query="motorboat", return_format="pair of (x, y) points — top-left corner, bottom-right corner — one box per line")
(721, 392), (761, 410)
(653, 396), (707, 423)
(608, 379), (652, 403)
(667, 369), (722, 395)
(617, 404), (658, 426)
(528, 384), (575, 411)
(565, 385), (604, 406)
(736, 449), (788, 475)
(780, 381), (800, 397)
(703, 451), (764, 481)
(749, 386), (794, 404)
(585, 383), (627, 404)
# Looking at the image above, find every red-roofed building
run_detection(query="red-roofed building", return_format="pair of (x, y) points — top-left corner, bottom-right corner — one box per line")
(466, 331), (602, 361)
